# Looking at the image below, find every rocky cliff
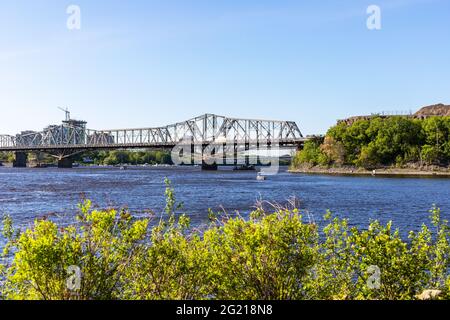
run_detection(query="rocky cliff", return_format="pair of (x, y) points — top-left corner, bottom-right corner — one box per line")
(414, 103), (450, 117)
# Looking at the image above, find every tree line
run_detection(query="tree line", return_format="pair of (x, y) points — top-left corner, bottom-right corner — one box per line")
(80, 150), (172, 165)
(0, 150), (173, 166)
(293, 116), (450, 169)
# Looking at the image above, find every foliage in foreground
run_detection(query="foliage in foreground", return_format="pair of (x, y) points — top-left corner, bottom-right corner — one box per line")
(1, 181), (449, 300)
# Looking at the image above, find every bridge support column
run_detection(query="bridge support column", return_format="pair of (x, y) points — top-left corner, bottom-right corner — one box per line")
(222, 143), (227, 165)
(201, 144), (218, 171)
(58, 158), (73, 168)
(13, 152), (27, 168)
(191, 144), (195, 165)
(245, 142), (250, 166)
(201, 162), (218, 171)
(256, 141), (260, 165)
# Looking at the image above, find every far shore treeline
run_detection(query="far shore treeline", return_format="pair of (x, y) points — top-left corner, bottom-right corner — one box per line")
(0, 150), (173, 166)
(292, 116), (450, 170)
(79, 150), (173, 165)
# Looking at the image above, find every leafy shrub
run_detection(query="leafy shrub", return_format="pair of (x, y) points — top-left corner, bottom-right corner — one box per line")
(1, 182), (449, 300)
(292, 140), (329, 167)
(1, 201), (148, 300)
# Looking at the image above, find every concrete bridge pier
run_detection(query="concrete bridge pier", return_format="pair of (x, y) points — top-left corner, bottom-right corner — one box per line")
(244, 142), (250, 166)
(201, 144), (218, 171)
(13, 152), (27, 167)
(190, 144), (195, 166)
(201, 162), (218, 171)
(222, 143), (227, 165)
(58, 157), (73, 168)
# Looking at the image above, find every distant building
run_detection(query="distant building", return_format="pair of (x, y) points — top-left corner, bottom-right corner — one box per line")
(16, 130), (41, 146)
(40, 119), (87, 145)
(13, 114), (118, 147)
(88, 132), (115, 145)
(15, 117), (89, 146)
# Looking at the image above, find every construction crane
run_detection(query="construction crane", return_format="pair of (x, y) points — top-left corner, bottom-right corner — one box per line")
(58, 107), (71, 121)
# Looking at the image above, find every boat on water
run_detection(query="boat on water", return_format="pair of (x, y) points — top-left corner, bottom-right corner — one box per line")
(233, 165), (256, 171)
(256, 173), (266, 181)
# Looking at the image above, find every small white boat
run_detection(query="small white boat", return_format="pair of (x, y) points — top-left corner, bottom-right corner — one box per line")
(256, 173), (266, 181)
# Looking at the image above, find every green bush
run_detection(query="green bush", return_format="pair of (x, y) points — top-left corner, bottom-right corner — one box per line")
(1, 182), (449, 300)
(292, 140), (328, 167)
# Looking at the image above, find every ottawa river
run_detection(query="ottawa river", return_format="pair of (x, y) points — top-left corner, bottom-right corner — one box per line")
(0, 166), (450, 238)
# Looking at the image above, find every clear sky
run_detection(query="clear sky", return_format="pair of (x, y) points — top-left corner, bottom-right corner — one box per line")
(0, 0), (449, 135)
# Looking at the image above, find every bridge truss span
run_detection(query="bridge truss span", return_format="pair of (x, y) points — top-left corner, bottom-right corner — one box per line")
(0, 114), (305, 154)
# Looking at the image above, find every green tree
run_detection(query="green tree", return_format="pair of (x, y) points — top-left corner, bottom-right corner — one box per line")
(292, 141), (322, 167)
(320, 136), (346, 165)
(293, 116), (449, 169)
(421, 145), (441, 165)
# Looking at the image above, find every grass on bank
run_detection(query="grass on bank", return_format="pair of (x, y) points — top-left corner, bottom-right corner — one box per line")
(1, 179), (449, 300)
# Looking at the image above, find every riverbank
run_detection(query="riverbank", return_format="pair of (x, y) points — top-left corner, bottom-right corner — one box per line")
(289, 165), (450, 177)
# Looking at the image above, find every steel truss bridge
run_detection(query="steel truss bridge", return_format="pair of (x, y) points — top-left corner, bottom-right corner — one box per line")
(0, 114), (306, 168)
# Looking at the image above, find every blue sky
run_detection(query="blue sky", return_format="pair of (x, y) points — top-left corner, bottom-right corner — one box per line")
(0, 0), (449, 135)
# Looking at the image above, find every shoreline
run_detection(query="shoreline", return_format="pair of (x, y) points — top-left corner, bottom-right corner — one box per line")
(289, 166), (450, 177)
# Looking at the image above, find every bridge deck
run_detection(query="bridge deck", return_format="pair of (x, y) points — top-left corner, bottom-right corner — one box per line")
(0, 139), (306, 152)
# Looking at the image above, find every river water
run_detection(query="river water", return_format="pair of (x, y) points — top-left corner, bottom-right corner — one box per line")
(0, 166), (449, 238)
